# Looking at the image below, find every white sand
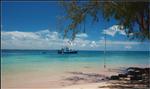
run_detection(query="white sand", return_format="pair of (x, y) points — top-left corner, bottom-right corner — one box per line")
(2, 69), (120, 89)
(60, 82), (111, 89)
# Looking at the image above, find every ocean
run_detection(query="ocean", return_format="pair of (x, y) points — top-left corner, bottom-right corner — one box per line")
(1, 50), (149, 88)
(2, 50), (150, 73)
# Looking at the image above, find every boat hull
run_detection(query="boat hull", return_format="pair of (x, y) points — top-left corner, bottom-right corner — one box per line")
(58, 50), (77, 54)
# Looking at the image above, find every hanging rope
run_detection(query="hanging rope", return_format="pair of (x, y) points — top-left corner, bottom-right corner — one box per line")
(83, 18), (86, 33)
(104, 29), (106, 68)
(80, 22), (82, 33)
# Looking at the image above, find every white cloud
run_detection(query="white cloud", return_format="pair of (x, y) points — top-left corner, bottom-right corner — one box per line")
(76, 33), (88, 38)
(125, 45), (132, 49)
(90, 41), (98, 48)
(2, 29), (148, 51)
(97, 40), (139, 47)
(96, 39), (149, 51)
(2, 30), (93, 50)
(102, 25), (126, 36)
(1, 30), (61, 49)
(100, 40), (139, 45)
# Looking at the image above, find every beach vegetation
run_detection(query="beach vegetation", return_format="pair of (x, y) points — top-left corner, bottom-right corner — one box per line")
(61, 0), (149, 41)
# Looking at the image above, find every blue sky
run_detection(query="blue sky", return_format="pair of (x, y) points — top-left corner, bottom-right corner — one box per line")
(1, 1), (149, 51)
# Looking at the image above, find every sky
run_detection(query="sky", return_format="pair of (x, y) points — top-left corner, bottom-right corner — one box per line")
(1, 1), (149, 51)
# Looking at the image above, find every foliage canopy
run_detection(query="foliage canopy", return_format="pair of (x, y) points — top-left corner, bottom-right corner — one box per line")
(61, 0), (149, 41)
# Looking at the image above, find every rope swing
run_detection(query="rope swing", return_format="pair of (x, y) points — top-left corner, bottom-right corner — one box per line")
(83, 18), (86, 33)
(104, 28), (106, 68)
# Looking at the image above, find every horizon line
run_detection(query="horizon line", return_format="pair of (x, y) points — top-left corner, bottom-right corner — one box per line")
(1, 49), (149, 52)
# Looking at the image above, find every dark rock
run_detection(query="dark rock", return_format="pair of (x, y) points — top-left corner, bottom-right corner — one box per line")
(65, 76), (85, 81)
(127, 67), (143, 71)
(144, 68), (150, 74)
(130, 76), (142, 81)
(105, 77), (110, 80)
(110, 75), (119, 80)
(127, 71), (135, 75)
(118, 74), (127, 78)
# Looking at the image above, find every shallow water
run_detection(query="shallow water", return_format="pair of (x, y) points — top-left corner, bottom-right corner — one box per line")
(2, 50), (149, 72)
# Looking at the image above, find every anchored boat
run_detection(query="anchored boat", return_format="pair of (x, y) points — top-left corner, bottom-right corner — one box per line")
(58, 47), (77, 54)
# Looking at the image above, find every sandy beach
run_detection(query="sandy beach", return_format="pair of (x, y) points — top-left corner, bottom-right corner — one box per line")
(2, 66), (149, 89)
(2, 67), (121, 89)
(2, 50), (149, 89)
(2, 67), (114, 89)
(60, 80), (149, 89)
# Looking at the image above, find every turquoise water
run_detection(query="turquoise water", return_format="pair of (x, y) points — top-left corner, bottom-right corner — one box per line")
(2, 50), (150, 74)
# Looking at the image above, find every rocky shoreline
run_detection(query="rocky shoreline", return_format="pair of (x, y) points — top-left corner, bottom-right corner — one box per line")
(62, 67), (150, 89)
(109, 67), (150, 87)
